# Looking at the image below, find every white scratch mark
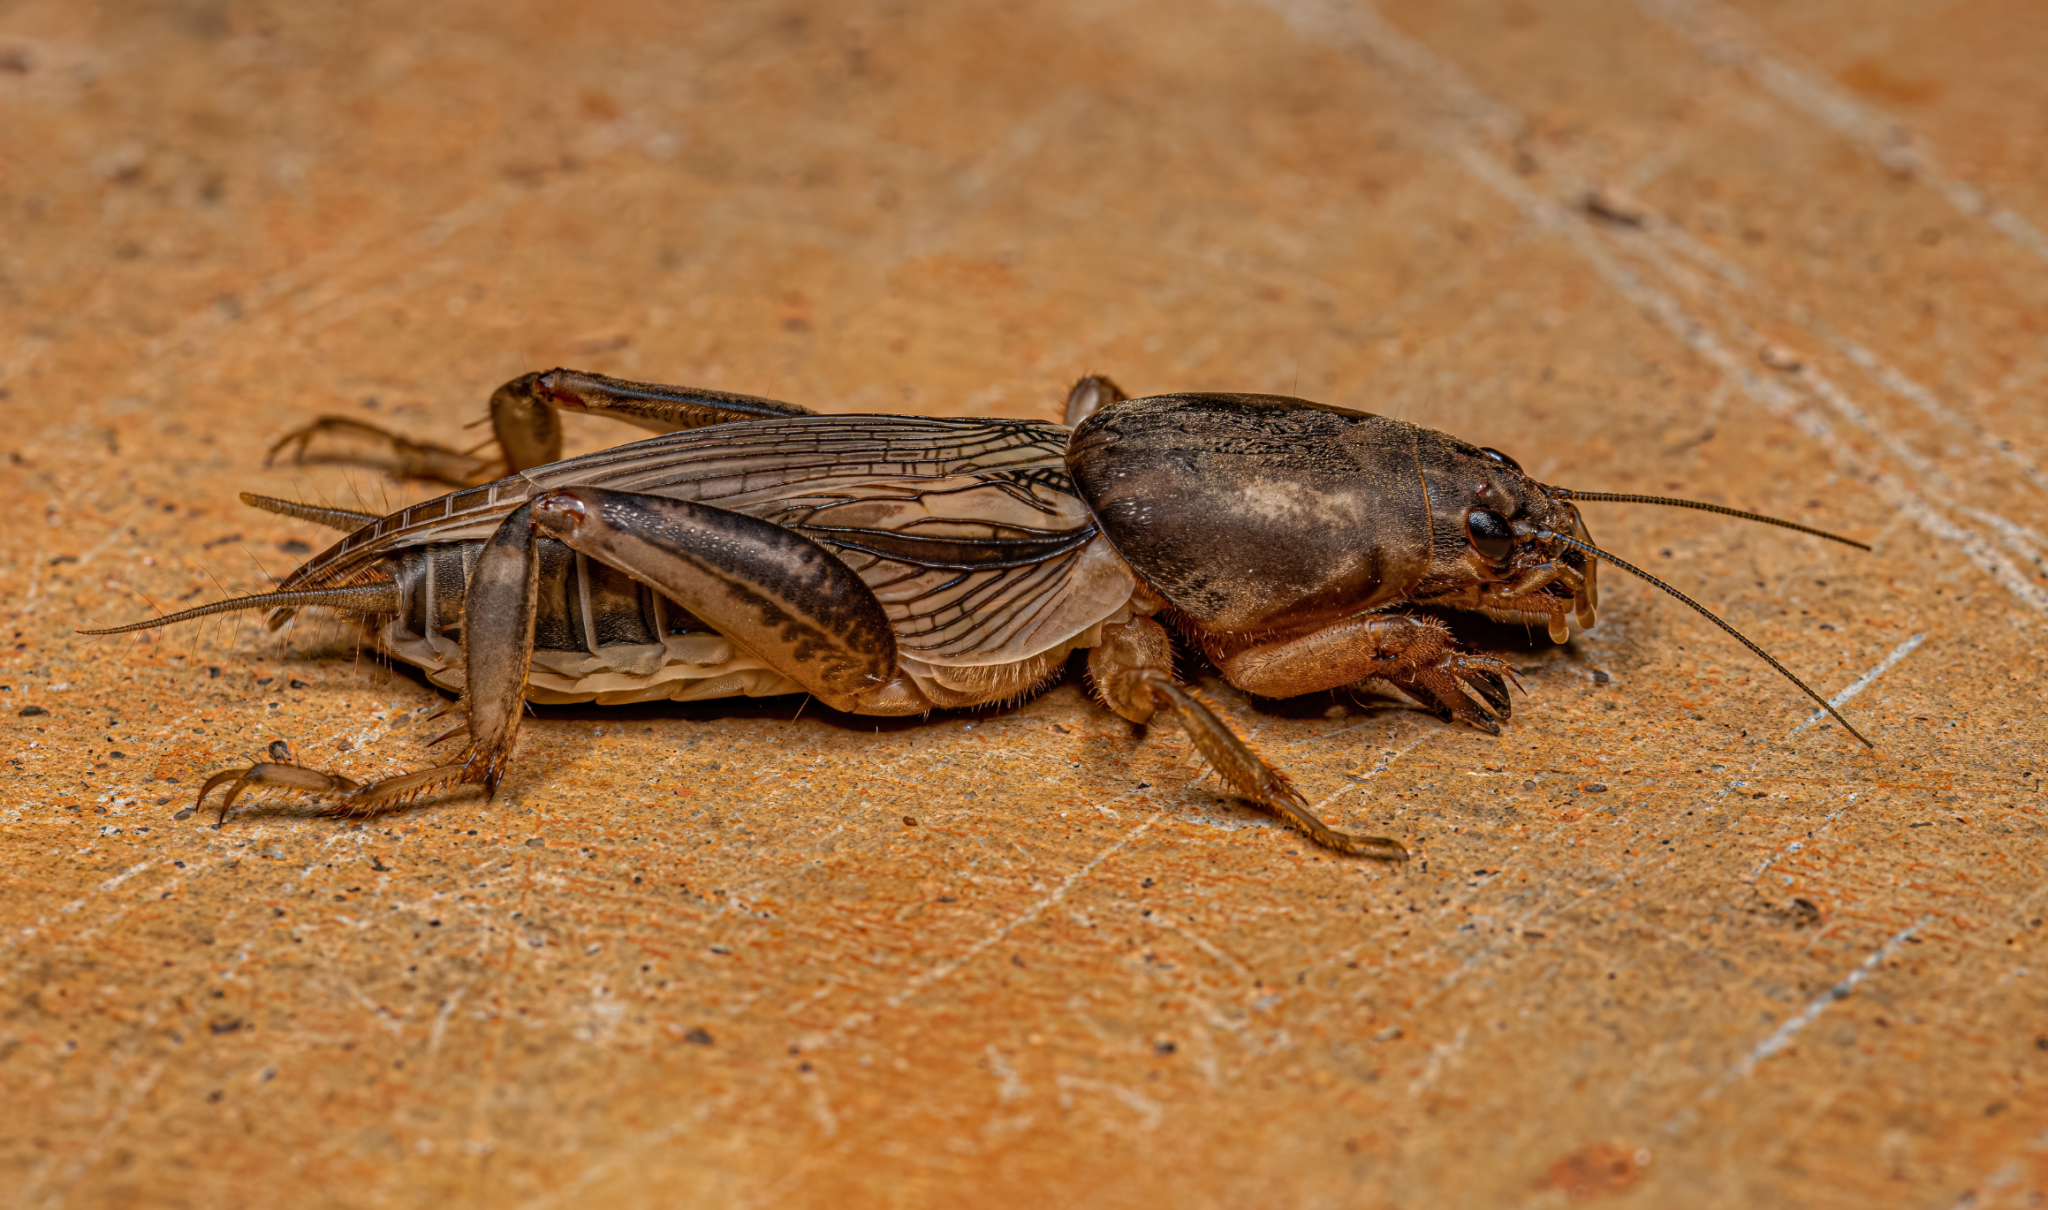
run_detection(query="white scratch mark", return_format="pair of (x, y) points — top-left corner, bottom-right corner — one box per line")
(72, 508), (145, 571)
(526, 799), (1162, 1209)
(1148, 914), (1256, 981)
(1750, 799), (1852, 882)
(97, 862), (150, 893)
(21, 1060), (166, 1208)
(1727, 917), (1927, 1082)
(855, 804), (1155, 1023)
(1955, 506), (2048, 578)
(1358, 727), (1439, 780)
(951, 88), (1090, 200)
(1835, 336), (2048, 501)
(1407, 1027), (1469, 1097)
(1054, 1074), (1163, 1132)
(427, 984), (468, 1055)
(985, 1044), (1029, 1104)
(1636, 0), (2048, 266)
(1788, 632), (1926, 737)
(803, 1072), (840, 1139)
(1947, 1128), (2048, 1210)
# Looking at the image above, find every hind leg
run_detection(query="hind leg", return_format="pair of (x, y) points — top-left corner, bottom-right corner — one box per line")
(524, 486), (913, 713)
(199, 502), (544, 823)
(271, 368), (818, 482)
(201, 487), (932, 823)
(267, 416), (495, 486)
(196, 743), (361, 823)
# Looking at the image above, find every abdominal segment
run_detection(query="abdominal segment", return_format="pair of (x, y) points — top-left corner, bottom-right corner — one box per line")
(375, 539), (802, 705)
(372, 539), (1128, 708)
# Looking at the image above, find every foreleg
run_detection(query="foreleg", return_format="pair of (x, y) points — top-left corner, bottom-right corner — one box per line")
(1088, 616), (1406, 860)
(1212, 613), (1514, 734)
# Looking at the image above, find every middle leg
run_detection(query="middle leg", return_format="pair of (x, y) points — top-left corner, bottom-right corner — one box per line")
(1088, 615), (1407, 860)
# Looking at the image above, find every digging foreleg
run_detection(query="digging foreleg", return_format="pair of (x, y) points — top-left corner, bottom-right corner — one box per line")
(1212, 613), (1515, 734)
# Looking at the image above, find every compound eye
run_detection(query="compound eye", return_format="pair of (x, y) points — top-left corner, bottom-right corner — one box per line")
(1478, 447), (1523, 473)
(1466, 508), (1515, 563)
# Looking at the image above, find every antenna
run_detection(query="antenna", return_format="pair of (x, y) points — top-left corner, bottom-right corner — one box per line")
(1549, 489), (1868, 550)
(1542, 529), (1873, 747)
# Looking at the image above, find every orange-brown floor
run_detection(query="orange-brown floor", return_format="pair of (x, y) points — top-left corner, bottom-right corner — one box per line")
(4, 1), (2047, 1205)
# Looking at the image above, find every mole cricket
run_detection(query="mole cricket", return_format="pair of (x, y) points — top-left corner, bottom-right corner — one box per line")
(86, 369), (1873, 858)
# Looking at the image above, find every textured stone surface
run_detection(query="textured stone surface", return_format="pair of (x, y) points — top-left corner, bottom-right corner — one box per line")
(3, 0), (2046, 1205)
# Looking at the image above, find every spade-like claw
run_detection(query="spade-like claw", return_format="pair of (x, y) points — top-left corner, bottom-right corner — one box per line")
(1385, 650), (1517, 736)
(1468, 670), (1514, 719)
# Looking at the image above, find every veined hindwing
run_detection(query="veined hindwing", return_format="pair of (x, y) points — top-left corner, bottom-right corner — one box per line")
(283, 415), (1134, 667)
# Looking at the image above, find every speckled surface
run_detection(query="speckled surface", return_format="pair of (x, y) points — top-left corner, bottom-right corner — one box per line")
(4, 1), (2047, 1206)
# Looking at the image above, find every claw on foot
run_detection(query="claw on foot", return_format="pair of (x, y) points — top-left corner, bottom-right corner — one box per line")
(1388, 650), (1519, 735)
(268, 416), (495, 486)
(192, 752), (475, 825)
(196, 762), (361, 825)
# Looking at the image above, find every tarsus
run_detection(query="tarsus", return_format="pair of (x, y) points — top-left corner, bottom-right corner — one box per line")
(1542, 530), (1874, 747)
(1550, 489), (1869, 551)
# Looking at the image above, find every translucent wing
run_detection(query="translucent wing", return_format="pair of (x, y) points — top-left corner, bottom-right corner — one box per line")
(281, 416), (1133, 666)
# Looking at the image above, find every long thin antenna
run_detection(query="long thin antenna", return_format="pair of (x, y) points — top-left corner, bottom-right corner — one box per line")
(1542, 529), (1874, 747)
(1550, 489), (1869, 550)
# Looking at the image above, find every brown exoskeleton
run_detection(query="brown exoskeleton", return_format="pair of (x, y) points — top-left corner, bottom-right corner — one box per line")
(87, 370), (1871, 859)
